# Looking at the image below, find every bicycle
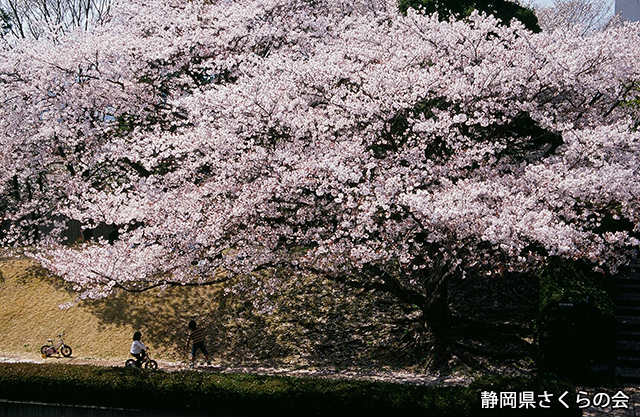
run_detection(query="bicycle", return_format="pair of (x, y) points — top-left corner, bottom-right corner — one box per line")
(125, 349), (158, 369)
(41, 333), (72, 358)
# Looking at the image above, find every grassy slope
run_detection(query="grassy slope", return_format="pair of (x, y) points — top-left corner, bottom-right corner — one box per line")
(0, 256), (585, 417)
(0, 255), (222, 362)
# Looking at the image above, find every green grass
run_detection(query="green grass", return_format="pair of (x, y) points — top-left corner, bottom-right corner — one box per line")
(0, 362), (579, 417)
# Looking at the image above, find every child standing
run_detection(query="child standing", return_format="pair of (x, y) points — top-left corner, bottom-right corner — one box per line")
(186, 320), (210, 367)
(130, 331), (147, 368)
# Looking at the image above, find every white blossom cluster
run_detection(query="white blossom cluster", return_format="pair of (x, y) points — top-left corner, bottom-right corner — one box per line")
(0, 0), (638, 301)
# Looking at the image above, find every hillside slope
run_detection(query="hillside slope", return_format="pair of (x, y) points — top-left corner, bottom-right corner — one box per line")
(0, 254), (222, 362)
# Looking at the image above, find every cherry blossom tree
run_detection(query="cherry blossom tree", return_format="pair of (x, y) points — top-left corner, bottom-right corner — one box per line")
(1, 0), (639, 363)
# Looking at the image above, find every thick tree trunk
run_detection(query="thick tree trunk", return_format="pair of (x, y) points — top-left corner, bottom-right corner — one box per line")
(332, 265), (455, 368)
(422, 276), (451, 368)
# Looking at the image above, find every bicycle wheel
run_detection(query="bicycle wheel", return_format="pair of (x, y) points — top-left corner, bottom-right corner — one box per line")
(60, 345), (72, 357)
(145, 360), (158, 370)
(125, 359), (137, 368)
(40, 345), (51, 356)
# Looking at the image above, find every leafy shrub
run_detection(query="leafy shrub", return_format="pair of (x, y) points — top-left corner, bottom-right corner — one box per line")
(537, 257), (617, 380)
(0, 363), (577, 416)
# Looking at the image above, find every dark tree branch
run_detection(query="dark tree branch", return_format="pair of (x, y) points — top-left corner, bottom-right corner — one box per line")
(121, 157), (151, 178)
(89, 268), (229, 293)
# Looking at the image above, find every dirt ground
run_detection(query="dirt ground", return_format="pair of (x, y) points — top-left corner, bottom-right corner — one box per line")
(0, 350), (466, 385)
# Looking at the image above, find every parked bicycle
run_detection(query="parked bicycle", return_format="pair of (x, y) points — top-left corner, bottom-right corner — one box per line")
(41, 333), (72, 358)
(125, 349), (158, 369)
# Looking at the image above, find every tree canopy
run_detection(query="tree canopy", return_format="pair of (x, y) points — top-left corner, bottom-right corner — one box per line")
(1, 0), (639, 362)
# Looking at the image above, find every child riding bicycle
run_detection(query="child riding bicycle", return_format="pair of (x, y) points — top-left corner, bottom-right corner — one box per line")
(130, 331), (148, 368)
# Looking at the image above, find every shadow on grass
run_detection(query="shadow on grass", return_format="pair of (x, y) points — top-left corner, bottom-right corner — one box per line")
(81, 285), (223, 359)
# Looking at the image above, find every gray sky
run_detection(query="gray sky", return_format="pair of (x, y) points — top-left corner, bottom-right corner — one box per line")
(532, 0), (555, 6)
(526, 0), (616, 15)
